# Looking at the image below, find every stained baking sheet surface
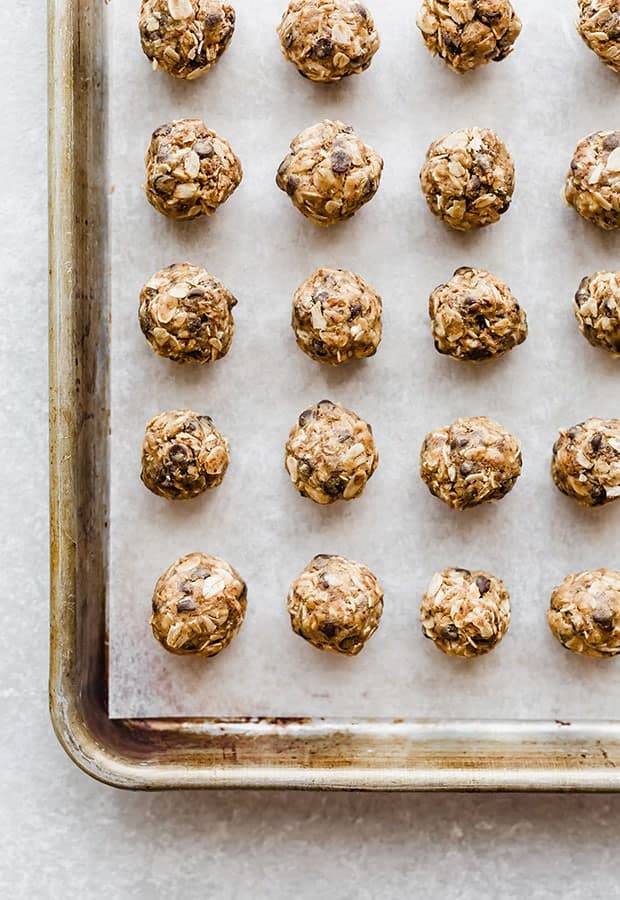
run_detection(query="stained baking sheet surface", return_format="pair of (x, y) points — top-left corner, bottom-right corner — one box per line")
(109, 0), (620, 718)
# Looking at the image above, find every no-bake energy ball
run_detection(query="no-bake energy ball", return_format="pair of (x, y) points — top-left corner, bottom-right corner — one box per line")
(565, 131), (620, 230)
(292, 267), (383, 364)
(141, 409), (230, 500)
(429, 266), (527, 362)
(420, 128), (515, 231)
(139, 263), (237, 364)
(150, 552), (247, 656)
(421, 567), (511, 658)
(577, 1), (620, 73)
(416, 0), (522, 74)
(548, 570), (620, 658)
(139, 0), (236, 79)
(287, 554), (384, 655)
(276, 120), (384, 226)
(574, 271), (620, 357)
(551, 418), (620, 507)
(277, 0), (380, 83)
(285, 400), (378, 504)
(420, 416), (522, 510)
(145, 119), (242, 220)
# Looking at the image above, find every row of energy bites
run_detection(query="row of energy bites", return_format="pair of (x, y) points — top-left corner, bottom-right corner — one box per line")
(144, 406), (620, 665)
(138, 1), (620, 82)
(149, 552), (620, 664)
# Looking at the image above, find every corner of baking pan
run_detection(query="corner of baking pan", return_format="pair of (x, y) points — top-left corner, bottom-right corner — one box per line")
(47, 0), (620, 792)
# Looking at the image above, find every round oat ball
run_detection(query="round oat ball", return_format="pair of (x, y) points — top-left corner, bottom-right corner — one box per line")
(285, 399), (378, 504)
(551, 418), (620, 507)
(277, 0), (380, 83)
(421, 567), (511, 658)
(548, 569), (620, 658)
(292, 268), (383, 364)
(139, 263), (237, 364)
(141, 409), (230, 500)
(276, 120), (384, 227)
(416, 0), (522, 74)
(150, 552), (247, 656)
(139, 0), (236, 80)
(420, 127), (515, 231)
(287, 554), (384, 655)
(577, 1), (620, 73)
(574, 271), (620, 357)
(565, 131), (620, 230)
(429, 266), (528, 362)
(420, 416), (522, 510)
(145, 119), (242, 220)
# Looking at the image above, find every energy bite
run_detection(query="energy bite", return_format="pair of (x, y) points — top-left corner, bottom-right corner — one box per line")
(420, 128), (515, 231)
(141, 409), (230, 500)
(287, 554), (384, 655)
(420, 416), (522, 510)
(574, 271), (620, 357)
(277, 0), (380, 82)
(292, 267), (382, 364)
(565, 131), (620, 230)
(429, 266), (527, 362)
(145, 119), (242, 220)
(421, 567), (511, 658)
(551, 418), (620, 507)
(150, 552), (247, 656)
(548, 570), (620, 658)
(577, 1), (620, 73)
(276, 120), (383, 226)
(416, 0), (522, 74)
(285, 399), (378, 504)
(139, 0), (236, 79)
(139, 262), (237, 364)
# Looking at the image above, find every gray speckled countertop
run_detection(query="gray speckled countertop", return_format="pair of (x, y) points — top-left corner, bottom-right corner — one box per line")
(2, 4), (619, 897)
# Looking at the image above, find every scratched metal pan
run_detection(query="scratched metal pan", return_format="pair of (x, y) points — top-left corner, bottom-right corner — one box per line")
(48, 0), (620, 791)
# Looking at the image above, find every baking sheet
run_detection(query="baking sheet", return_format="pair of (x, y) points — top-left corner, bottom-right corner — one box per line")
(109, 0), (620, 719)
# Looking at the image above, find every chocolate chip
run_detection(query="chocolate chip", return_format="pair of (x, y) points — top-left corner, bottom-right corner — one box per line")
(476, 575), (491, 596)
(591, 433), (604, 453)
(349, 301), (362, 320)
(193, 140), (214, 158)
(169, 444), (188, 463)
(190, 567), (211, 581)
(323, 475), (345, 497)
(312, 339), (328, 357)
(313, 290), (329, 304)
(153, 123), (172, 139)
(205, 12), (221, 27)
(454, 568), (471, 574)
(468, 348), (493, 361)
(465, 176), (482, 199)
(286, 175), (299, 197)
(331, 150), (351, 174)
(298, 408), (317, 427)
(338, 431), (352, 443)
(460, 462), (474, 476)
(441, 624), (459, 641)
(318, 399), (335, 410)
(593, 608), (614, 631)
(451, 437), (470, 450)
(177, 597), (196, 613)
(353, 3), (368, 18)
(603, 133), (620, 151)
(320, 622), (337, 638)
(313, 37), (333, 59)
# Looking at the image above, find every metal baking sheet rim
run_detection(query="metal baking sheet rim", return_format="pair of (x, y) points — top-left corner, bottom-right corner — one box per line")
(47, 0), (620, 791)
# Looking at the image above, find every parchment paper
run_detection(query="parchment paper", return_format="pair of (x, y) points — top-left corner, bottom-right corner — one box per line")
(109, 0), (620, 719)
